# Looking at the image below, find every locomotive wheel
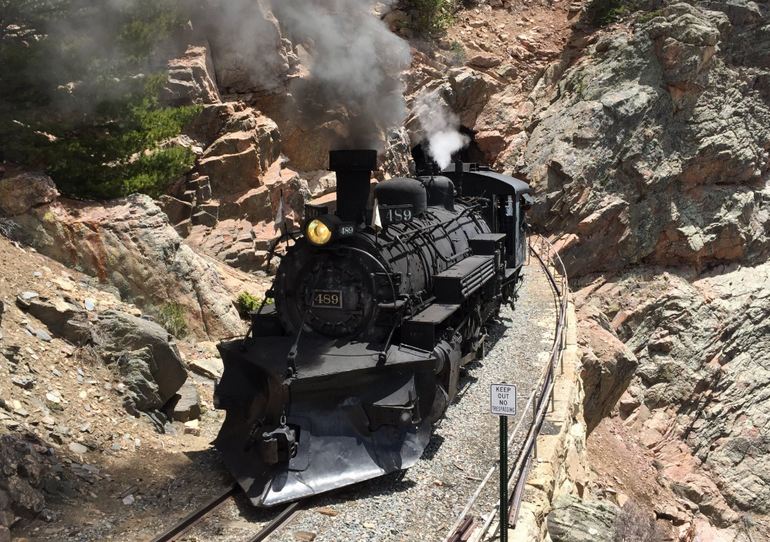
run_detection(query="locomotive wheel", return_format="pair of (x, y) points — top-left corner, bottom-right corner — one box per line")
(428, 384), (449, 423)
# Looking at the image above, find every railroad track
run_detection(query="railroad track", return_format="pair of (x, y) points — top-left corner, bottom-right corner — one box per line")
(444, 235), (569, 542)
(149, 485), (303, 542)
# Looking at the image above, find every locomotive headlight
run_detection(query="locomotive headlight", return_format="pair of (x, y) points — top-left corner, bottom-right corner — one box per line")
(306, 218), (333, 246)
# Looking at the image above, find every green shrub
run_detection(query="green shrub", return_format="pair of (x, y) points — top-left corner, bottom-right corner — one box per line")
(404, 0), (457, 37)
(237, 292), (274, 318)
(587, 0), (631, 26)
(0, 0), (199, 200)
(158, 302), (188, 338)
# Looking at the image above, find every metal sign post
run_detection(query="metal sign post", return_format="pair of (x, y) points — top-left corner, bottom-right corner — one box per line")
(499, 414), (508, 542)
(491, 383), (517, 542)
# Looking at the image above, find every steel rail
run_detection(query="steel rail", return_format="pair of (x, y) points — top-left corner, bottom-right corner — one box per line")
(149, 484), (239, 542)
(247, 501), (302, 542)
(149, 484), (302, 542)
(442, 388), (538, 541)
(444, 235), (569, 542)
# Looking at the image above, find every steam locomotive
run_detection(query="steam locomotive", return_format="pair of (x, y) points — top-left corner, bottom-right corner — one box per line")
(214, 149), (532, 507)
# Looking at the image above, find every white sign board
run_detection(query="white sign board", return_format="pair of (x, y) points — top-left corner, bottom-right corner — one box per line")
(490, 383), (517, 416)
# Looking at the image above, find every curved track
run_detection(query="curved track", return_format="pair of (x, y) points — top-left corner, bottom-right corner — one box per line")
(444, 236), (568, 542)
(147, 239), (563, 542)
(149, 487), (302, 542)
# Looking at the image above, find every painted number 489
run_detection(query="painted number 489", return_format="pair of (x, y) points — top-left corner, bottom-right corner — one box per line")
(385, 207), (413, 223)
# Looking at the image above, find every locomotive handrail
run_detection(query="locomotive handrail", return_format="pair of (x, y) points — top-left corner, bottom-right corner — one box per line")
(444, 235), (569, 542)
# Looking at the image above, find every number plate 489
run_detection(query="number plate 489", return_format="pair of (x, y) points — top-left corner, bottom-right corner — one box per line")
(380, 204), (414, 226)
(312, 290), (343, 308)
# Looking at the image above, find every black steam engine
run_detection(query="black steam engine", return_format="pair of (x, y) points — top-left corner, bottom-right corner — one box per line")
(214, 149), (532, 507)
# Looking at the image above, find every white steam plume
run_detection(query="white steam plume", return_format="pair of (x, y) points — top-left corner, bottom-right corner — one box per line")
(414, 94), (469, 169)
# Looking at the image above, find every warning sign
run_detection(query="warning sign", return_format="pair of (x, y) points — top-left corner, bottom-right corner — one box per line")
(490, 383), (517, 416)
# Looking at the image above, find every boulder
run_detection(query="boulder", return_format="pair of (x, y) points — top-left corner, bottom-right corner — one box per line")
(0, 173), (59, 216)
(467, 53), (503, 69)
(92, 310), (187, 411)
(546, 495), (621, 542)
(115, 347), (167, 415)
(15, 294), (89, 345)
(169, 381), (202, 422)
(11, 195), (245, 339)
(161, 43), (221, 106)
(189, 357), (224, 380)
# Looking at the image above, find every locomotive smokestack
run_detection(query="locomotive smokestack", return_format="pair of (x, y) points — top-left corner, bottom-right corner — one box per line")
(329, 149), (377, 223)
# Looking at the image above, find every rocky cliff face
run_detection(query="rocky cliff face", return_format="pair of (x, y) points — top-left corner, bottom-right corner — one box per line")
(505, 1), (770, 539)
(1, 173), (247, 340)
(578, 262), (770, 519)
(511, 2), (770, 278)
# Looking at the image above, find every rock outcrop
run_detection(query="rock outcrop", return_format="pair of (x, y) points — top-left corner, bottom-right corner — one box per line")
(196, 112), (281, 198)
(161, 43), (222, 106)
(511, 2), (770, 278)
(406, 66), (500, 146)
(578, 260), (770, 518)
(9, 192), (244, 339)
(576, 305), (638, 433)
(91, 310), (188, 416)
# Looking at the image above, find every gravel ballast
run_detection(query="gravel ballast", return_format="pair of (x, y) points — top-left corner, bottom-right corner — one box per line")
(181, 260), (558, 542)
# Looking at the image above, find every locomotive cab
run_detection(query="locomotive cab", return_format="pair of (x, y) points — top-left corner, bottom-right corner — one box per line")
(441, 161), (532, 272)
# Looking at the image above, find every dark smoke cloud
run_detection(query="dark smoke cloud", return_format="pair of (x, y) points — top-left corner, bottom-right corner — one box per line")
(271, 0), (411, 149)
(26, 0), (412, 151)
(206, 0), (411, 150)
